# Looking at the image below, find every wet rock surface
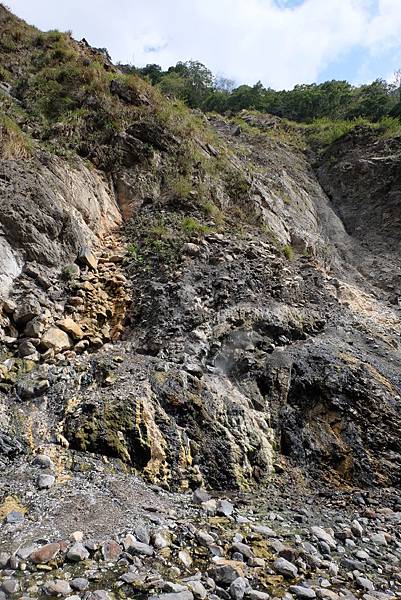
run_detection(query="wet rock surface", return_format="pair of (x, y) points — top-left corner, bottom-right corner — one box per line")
(0, 481), (400, 600)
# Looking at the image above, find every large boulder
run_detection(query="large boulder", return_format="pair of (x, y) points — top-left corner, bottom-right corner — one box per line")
(40, 327), (72, 353)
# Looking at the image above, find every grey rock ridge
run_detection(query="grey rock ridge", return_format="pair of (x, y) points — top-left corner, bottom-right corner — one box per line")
(0, 5), (400, 597)
(0, 156), (121, 297)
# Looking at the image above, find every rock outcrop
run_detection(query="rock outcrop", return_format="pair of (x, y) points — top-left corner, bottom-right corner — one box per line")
(0, 6), (400, 497)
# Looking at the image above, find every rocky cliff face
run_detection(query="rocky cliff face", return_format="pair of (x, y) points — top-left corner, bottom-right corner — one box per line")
(0, 6), (400, 502)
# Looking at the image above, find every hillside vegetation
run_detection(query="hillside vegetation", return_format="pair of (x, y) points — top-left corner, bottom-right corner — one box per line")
(131, 61), (401, 121)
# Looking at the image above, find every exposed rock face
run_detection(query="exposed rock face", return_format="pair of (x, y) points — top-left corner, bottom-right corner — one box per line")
(317, 126), (401, 295)
(62, 355), (274, 489)
(0, 156), (121, 298)
(0, 7), (400, 494)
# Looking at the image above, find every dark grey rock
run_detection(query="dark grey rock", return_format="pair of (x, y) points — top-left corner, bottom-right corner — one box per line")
(273, 558), (298, 578)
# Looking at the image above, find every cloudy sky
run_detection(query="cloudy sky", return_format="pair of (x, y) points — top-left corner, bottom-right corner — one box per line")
(6, 0), (401, 89)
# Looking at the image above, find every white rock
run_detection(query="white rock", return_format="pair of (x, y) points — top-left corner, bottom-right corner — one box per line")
(310, 526), (337, 550)
(37, 474), (55, 489)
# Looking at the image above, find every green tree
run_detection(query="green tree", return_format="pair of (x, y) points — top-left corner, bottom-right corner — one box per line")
(347, 79), (395, 121)
(203, 90), (230, 113)
(138, 63), (163, 85)
(159, 61), (215, 107)
(226, 82), (267, 112)
(158, 72), (187, 101)
(181, 60), (215, 108)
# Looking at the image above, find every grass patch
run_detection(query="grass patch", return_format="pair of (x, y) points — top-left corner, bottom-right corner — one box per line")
(305, 117), (372, 145)
(166, 174), (193, 199)
(376, 116), (401, 138)
(181, 216), (211, 235)
(224, 168), (251, 199)
(283, 244), (294, 260)
(0, 112), (33, 159)
(201, 200), (224, 224)
(260, 223), (280, 248)
(304, 115), (401, 146)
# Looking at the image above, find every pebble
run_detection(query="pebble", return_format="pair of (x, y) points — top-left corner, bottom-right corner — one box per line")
(186, 580), (207, 599)
(196, 530), (214, 547)
(37, 474), (55, 489)
(193, 489), (211, 505)
(102, 541), (122, 561)
(178, 550), (193, 568)
(217, 500), (234, 517)
(67, 542), (90, 561)
(232, 542), (254, 559)
(370, 532), (387, 545)
(229, 577), (249, 600)
(202, 499), (218, 515)
(134, 525), (150, 545)
(253, 525), (277, 538)
(33, 454), (55, 469)
(273, 557), (298, 578)
(124, 536), (153, 556)
(0, 553), (9, 568)
(351, 520), (363, 537)
(289, 586), (317, 599)
(87, 592), (113, 600)
(355, 576), (374, 591)
(153, 532), (170, 549)
(248, 558), (265, 568)
(163, 583), (188, 593)
(5, 511), (24, 524)
(149, 592), (194, 600)
(29, 542), (60, 564)
(316, 589), (339, 600)
(247, 592), (270, 600)
(311, 527), (337, 550)
(209, 561), (245, 585)
(44, 579), (73, 596)
(1, 579), (19, 595)
(70, 578), (89, 591)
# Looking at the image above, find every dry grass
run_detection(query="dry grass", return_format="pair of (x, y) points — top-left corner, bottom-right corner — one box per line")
(0, 113), (33, 159)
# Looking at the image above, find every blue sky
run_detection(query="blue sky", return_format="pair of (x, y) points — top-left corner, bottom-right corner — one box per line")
(6, 0), (401, 89)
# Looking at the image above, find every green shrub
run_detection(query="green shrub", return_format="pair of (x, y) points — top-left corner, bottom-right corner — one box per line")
(127, 242), (144, 262)
(202, 200), (224, 223)
(181, 216), (210, 235)
(166, 175), (193, 199)
(306, 117), (371, 145)
(61, 263), (80, 281)
(283, 244), (294, 260)
(225, 168), (251, 199)
(376, 116), (401, 137)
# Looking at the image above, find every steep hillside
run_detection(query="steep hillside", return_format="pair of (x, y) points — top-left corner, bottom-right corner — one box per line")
(1, 2), (401, 491)
(0, 9), (401, 594)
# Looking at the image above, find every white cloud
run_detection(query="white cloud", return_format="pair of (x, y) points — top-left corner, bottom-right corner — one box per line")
(6, 0), (401, 89)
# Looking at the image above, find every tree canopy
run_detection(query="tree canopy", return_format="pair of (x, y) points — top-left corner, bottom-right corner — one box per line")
(133, 61), (401, 123)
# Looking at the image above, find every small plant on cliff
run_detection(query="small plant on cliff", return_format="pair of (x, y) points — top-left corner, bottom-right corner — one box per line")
(0, 113), (33, 159)
(61, 263), (80, 281)
(166, 174), (193, 200)
(181, 216), (210, 235)
(201, 200), (224, 224)
(127, 243), (143, 263)
(305, 117), (371, 145)
(224, 168), (252, 200)
(283, 244), (294, 261)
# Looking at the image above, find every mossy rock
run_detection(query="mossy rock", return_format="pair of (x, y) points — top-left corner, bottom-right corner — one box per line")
(64, 397), (152, 469)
